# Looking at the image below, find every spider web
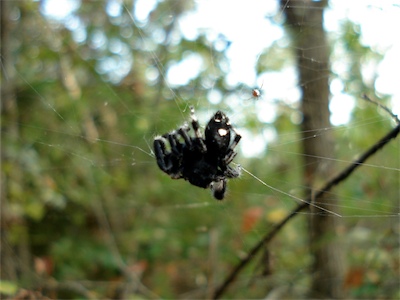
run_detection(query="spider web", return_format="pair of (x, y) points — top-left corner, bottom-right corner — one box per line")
(2, 0), (400, 299)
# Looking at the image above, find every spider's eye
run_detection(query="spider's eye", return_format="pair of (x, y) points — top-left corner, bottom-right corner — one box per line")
(213, 111), (226, 122)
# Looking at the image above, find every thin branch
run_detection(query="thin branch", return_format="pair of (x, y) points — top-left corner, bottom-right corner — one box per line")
(361, 94), (400, 124)
(213, 123), (400, 299)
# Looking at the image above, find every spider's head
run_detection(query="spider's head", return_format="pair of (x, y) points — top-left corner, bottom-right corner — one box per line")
(213, 111), (227, 123)
(205, 111), (231, 152)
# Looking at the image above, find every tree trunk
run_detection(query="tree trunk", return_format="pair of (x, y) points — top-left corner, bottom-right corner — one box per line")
(281, 1), (345, 298)
(1, 0), (33, 284)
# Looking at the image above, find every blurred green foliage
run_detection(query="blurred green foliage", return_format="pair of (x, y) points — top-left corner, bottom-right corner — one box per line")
(1, 1), (399, 299)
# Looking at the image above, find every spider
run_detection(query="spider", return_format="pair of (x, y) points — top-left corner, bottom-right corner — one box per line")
(251, 88), (262, 98)
(245, 81), (264, 101)
(153, 106), (241, 200)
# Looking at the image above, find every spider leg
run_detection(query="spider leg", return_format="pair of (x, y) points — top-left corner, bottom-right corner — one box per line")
(189, 106), (202, 139)
(155, 133), (184, 179)
(165, 130), (183, 156)
(177, 123), (208, 155)
(154, 137), (174, 173)
(190, 106), (207, 152)
(177, 124), (192, 148)
(224, 128), (242, 164)
(225, 165), (241, 179)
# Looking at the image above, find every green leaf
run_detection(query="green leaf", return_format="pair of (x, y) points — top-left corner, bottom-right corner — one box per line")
(0, 281), (18, 296)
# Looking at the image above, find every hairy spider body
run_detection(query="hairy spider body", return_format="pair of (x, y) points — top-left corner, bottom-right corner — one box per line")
(154, 107), (241, 200)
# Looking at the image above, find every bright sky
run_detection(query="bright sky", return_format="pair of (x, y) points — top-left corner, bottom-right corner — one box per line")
(41, 0), (400, 157)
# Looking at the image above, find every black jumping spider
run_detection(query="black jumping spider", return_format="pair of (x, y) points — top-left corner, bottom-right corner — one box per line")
(154, 107), (241, 200)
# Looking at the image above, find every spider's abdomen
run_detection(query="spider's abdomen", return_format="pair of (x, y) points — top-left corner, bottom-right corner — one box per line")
(205, 111), (232, 153)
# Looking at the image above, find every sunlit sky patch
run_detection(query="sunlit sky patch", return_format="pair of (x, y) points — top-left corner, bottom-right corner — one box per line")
(40, 0), (80, 20)
(167, 53), (204, 86)
(40, 0), (400, 155)
(179, 0), (281, 87)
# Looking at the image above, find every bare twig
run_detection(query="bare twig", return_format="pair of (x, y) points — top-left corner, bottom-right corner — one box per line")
(212, 123), (400, 299)
(361, 94), (400, 124)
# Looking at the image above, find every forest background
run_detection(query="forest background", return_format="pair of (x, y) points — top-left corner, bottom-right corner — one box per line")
(1, 0), (399, 299)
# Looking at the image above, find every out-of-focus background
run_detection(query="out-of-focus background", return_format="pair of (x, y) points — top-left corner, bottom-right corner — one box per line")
(1, 0), (399, 299)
